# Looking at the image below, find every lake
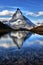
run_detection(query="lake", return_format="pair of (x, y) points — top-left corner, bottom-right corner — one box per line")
(0, 32), (43, 65)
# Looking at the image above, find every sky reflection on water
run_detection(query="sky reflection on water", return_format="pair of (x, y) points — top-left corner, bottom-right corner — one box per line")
(23, 34), (43, 47)
(0, 32), (43, 48)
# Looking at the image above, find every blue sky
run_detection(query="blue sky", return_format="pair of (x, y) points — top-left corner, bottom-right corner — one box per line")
(0, 0), (43, 24)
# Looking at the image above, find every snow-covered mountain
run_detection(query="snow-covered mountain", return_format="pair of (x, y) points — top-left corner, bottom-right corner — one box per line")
(9, 8), (35, 29)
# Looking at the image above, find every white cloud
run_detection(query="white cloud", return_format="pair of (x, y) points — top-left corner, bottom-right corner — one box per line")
(26, 40), (43, 47)
(23, 11), (43, 17)
(0, 9), (43, 22)
(37, 11), (43, 16)
(31, 19), (43, 24)
(0, 10), (14, 21)
(0, 6), (21, 16)
(32, 40), (43, 45)
(0, 17), (11, 21)
(0, 9), (43, 17)
(0, 10), (15, 16)
(0, 35), (16, 48)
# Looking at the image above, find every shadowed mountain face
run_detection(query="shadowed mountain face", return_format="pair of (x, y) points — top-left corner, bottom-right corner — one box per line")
(0, 21), (13, 37)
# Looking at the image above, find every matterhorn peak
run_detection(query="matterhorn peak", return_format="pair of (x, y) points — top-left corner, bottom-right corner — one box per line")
(10, 8), (35, 27)
(16, 8), (22, 14)
(16, 8), (20, 11)
(12, 8), (23, 21)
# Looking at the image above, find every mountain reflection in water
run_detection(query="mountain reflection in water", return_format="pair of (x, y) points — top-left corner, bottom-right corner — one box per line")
(0, 31), (32, 48)
(0, 31), (43, 48)
(0, 33), (43, 65)
(9, 31), (32, 48)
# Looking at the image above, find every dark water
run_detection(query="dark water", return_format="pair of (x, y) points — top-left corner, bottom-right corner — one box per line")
(0, 33), (43, 65)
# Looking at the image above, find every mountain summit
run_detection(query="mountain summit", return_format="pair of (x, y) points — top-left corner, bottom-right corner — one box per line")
(12, 8), (22, 19)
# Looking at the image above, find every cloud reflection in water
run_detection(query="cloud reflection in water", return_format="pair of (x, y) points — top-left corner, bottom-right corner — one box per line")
(0, 32), (43, 49)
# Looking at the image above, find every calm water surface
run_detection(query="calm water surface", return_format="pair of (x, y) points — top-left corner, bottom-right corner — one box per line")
(0, 33), (43, 65)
